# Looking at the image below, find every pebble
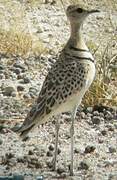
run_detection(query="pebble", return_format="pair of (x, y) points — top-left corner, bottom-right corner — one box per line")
(48, 144), (54, 151)
(23, 77), (30, 84)
(28, 150), (34, 155)
(12, 68), (21, 75)
(23, 93), (31, 99)
(86, 107), (93, 113)
(57, 148), (61, 154)
(46, 151), (53, 157)
(93, 111), (99, 116)
(57, 165), (65, 174)
(106, 124), (114, 131)
(78, 161), (89, 170)
(36, 176), (44, 180)
(101, 130), (107, 136)
(46, 160), (53, 168)
(13, 62), (27, 72)
(17, 156), (26, 163)
(74, 147), (80, 154)
(80, 112), (86, 119)
(105, 111), (113, 120)
(11, 91), (17, 97)
(108, 146), (116, 153)
(5, 152), (14, 159)
(92, 116), (101, 124)
(0, 138), (3, 145)
(17, 85), (25, 91)
(98, 138), (104, 144)
(0, 70), (4, 75)
(84, 145), (96, 153)
(0, 65), (4, 70)
(3, 86), (16, 96)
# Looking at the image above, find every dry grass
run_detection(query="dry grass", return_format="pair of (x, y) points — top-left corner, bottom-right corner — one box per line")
(0, 29), (32, 57)
(83, 79), (117, 107)
(0, 28), (46, 57)
(83, 31), (117, 107)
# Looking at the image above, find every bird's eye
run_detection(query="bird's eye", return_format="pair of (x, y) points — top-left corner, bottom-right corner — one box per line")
(76, 8), (83, 13)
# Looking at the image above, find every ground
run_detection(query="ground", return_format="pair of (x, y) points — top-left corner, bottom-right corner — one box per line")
(0, 0), (117, 179)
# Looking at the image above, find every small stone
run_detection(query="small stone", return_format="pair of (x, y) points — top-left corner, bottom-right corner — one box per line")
(28, 150), (34, 155)
(0, 124), (4, 132)
(3, 86), (16, 96)
(28, 163), (35, 168)
(93, 111), (99, 116)
(57, 165), (65, 174)
(23, 93), (30, 99)
(101, 130), (107, 136)
(108, 126), (114, 131)
(0, 65), (4, 70)
(99, 112), (104, 117)
(23, 77), (30, 84)
(84, 145), (96, 153)
(13, 68), (21, 74)
(108, 174), (117, 180)
(8, 158), (17, 166)
(105, 111), (113, 120)
(106, 124), (114, 131)
(13, 62), (26, 72)
(92, 116), (101, 124)
(35, 161), (43, 169)
(17, 156), (26, 163)
(6, 152), (14, 159)
(98, 138), (104, 144)
(0, 74), (5, 79)
(57, 148), (61, 154)
(78, 161), (89, 170)
(87, 107), (93, 113)
(80, 112), (85, 118)
(0, 138), (3, 145)
(11, 91), (17, 97)
(36, 176), (44, 180)
(0, 70), (4, 74)
(109, 146), (116, 153)
(74, 147), (80, 154)
(46, 160), (53, 168)
(48, 144), (54, 151)
(17, 85), (25, 91)
(17, 74), (24, 80)
(46, 151), (53, 157)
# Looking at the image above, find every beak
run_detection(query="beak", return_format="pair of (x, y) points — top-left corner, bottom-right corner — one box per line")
(88, 9), (100, 14)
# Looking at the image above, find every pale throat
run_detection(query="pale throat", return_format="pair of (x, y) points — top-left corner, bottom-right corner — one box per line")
(69, 22), (88, 50)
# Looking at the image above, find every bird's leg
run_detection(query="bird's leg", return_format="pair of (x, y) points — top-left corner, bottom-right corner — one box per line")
(70, 107), (77, 176)
(53, 119), (60, 171)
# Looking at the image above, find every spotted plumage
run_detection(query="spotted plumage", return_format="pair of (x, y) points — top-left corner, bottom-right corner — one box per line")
(15, 4), (99, 176)
(17, 50), (94, 137)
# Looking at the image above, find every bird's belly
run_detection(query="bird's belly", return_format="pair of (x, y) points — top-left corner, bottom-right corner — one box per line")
(54, 89), (86, 114)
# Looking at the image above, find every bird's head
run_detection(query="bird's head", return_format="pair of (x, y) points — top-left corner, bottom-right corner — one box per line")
(66, 5), (100, 25)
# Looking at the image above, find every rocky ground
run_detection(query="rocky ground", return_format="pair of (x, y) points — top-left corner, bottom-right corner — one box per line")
(0, 0), (117, 180)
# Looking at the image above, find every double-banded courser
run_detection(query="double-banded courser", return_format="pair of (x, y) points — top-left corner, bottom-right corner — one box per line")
(16, 5), (99, 176)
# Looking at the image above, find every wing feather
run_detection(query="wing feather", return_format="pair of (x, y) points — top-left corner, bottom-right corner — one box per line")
(16, 58), (88, 138)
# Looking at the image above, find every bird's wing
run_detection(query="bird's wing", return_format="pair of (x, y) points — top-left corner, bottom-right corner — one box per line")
(17, 58), (87, 134)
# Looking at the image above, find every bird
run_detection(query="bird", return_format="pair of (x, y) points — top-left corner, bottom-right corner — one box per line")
(15, 4), (99, 176)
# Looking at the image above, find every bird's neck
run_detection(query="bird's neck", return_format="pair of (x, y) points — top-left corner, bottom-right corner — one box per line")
(67, 22), (88, 50)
